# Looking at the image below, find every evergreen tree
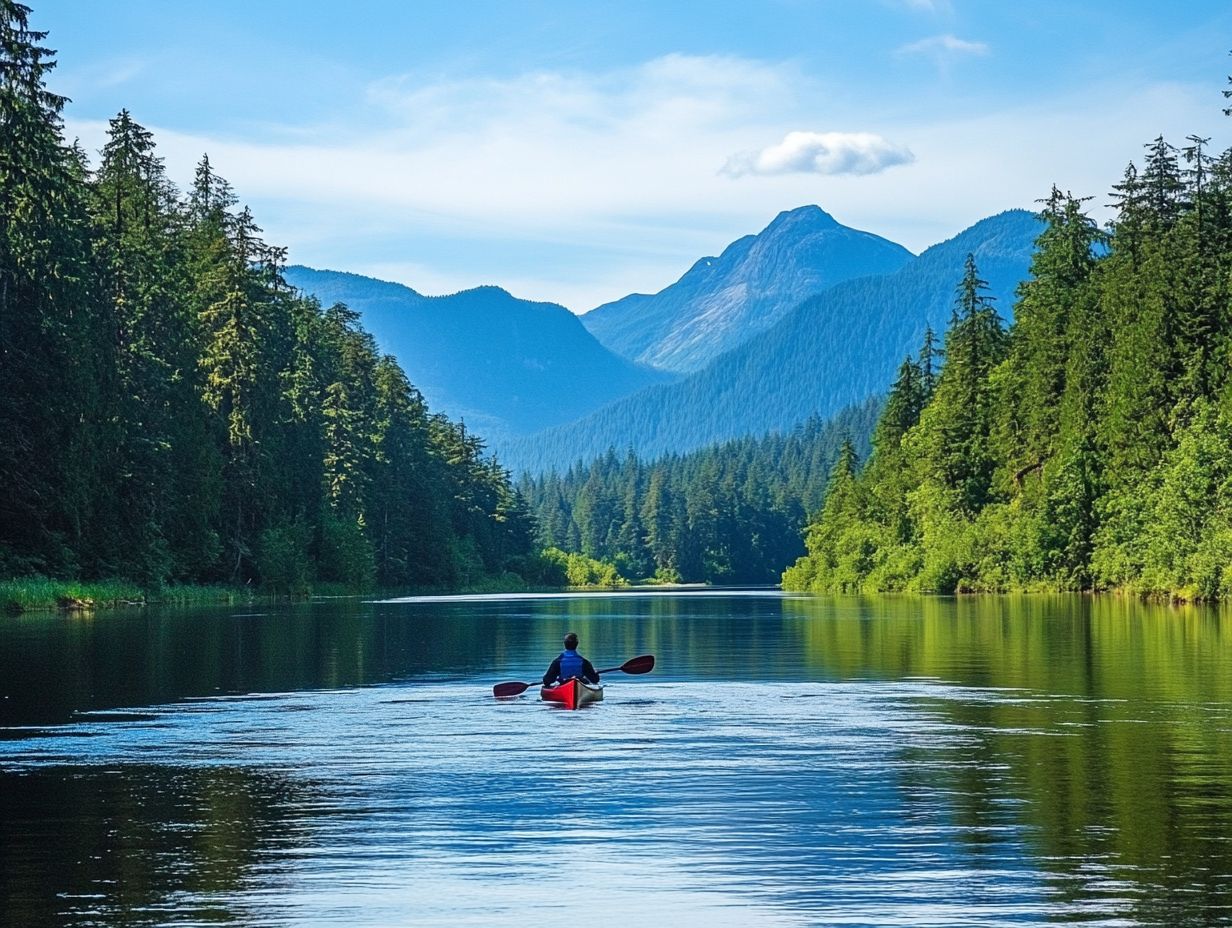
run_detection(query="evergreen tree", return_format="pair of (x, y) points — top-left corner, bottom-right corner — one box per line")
(1108, 162), (1146, 264)
(640, 465), (678, 578)
(916, 254), (1007, 516)
(873, 356), (925, 455)
(88, 110), (218, 581)
(782, 439), (867, 591)
(918, 325), (938, 401)
(0, 1), (100, 575)
(1140, 136), (1185, 229)
(994, 189), (1101, 491)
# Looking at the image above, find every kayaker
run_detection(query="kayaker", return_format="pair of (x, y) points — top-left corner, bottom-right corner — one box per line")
(543, 632), (601, 685)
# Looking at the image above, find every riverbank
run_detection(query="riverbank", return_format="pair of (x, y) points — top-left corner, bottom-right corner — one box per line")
(0, 579), (269, 614)
(0, 572), (630, 615)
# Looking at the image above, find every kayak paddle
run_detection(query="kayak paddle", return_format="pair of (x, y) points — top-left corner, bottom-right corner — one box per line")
(492, 653), (655, 698)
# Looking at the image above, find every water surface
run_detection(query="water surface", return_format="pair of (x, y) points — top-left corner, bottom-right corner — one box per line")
(2, 592), (1230, 926)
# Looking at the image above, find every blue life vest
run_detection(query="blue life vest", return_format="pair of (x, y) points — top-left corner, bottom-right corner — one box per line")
(559, 649), (584, 680)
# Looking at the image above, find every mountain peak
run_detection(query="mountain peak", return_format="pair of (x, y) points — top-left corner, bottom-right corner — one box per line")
(441, 283), (517, 304)
(285, 265), (424, 302)
(764, 204), (840, 234)
(582, 205), (912, 373)
(509, 208), (1043, 472)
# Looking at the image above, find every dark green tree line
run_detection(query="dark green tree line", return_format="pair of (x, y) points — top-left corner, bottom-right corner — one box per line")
(519, 400), (880, 584)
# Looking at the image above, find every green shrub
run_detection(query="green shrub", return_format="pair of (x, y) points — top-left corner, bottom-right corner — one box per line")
(256, 521), (313, 595)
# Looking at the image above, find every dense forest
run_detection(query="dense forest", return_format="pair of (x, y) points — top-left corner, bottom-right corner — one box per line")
(519, 400), (879, 584)
(0, 3), (539, 592)
(785, 114), (1232, 600)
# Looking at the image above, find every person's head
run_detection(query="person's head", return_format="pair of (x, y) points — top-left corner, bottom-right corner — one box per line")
(563, 632), (578, 651)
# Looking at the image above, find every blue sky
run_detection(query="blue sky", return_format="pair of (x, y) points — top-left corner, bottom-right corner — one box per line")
(36, 0), (1232, 311)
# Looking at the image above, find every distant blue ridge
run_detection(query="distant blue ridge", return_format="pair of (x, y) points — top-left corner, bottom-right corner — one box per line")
(283, 265), (675, 442)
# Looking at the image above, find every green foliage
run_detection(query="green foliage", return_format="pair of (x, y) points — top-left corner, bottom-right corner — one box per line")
(255, 521), (312, 595)
(316, 513), (376, 591)
(786, 112), (1232, 601)
(0, 2), (101, 577)
(0, 8), (539, 595)
(0, 578), (144, 613)
(537, 547), (627, 588)
(783, 440), (867, 591)
(520, 401), (880, 584)
(0, 576), (301, 614)
(1118, 400), (1232, 600)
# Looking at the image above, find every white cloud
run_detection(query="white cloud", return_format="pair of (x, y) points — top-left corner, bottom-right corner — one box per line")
(722, 131), (915, 178)
(898, 34), (990, 58)
(364, 53), (799, 140)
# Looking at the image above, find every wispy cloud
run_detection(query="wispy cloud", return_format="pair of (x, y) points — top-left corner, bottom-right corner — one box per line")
(96, 57), (148, 88)
(70, 54), (814, 233)
(364, 53), (797, 136)
(722, 131), (914, 178)
(57, 55), (150, 98)
(897, 0), (952, 12)
(898, 34), (990, 58)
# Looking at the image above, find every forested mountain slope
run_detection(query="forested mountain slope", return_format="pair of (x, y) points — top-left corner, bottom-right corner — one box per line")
(503, 210), (1041, 473)
(582, 205), (913, 372)
(283, 267), (674, 439)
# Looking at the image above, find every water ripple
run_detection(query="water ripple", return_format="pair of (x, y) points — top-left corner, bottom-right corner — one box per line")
(5, 678), (1226, 926)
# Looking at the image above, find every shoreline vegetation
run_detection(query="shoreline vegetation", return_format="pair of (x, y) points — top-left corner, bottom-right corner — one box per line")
(1, 579), (255, 614)
(0, 548), (736, 614)
(7, 575), (1218, 617)
(0, 557), (633, 615)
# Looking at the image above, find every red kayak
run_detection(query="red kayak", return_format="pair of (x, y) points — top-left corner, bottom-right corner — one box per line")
(540, 678), (604, 710)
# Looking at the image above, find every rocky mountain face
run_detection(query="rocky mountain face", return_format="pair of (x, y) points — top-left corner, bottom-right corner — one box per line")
(581, 205), (914, 373)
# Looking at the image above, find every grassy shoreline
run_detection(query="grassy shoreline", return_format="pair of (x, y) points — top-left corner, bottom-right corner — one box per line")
(9, 576), (1220, 615)
(0, 573), (630, 615)
(0, 578), (271, 614)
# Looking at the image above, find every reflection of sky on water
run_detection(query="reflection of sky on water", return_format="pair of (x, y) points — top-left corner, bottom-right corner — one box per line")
(0, 679), (1176, 926)
(374, 588), (784, 604)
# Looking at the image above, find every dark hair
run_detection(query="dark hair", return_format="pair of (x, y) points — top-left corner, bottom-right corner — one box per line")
(564, 632), (578, 650)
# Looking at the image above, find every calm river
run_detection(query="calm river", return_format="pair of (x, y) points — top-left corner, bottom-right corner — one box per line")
(2, 591), (1231, 926)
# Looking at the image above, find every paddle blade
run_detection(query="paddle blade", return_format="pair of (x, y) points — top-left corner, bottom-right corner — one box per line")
(493, 681), (532, 698)
(620, 654), (655, 675)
